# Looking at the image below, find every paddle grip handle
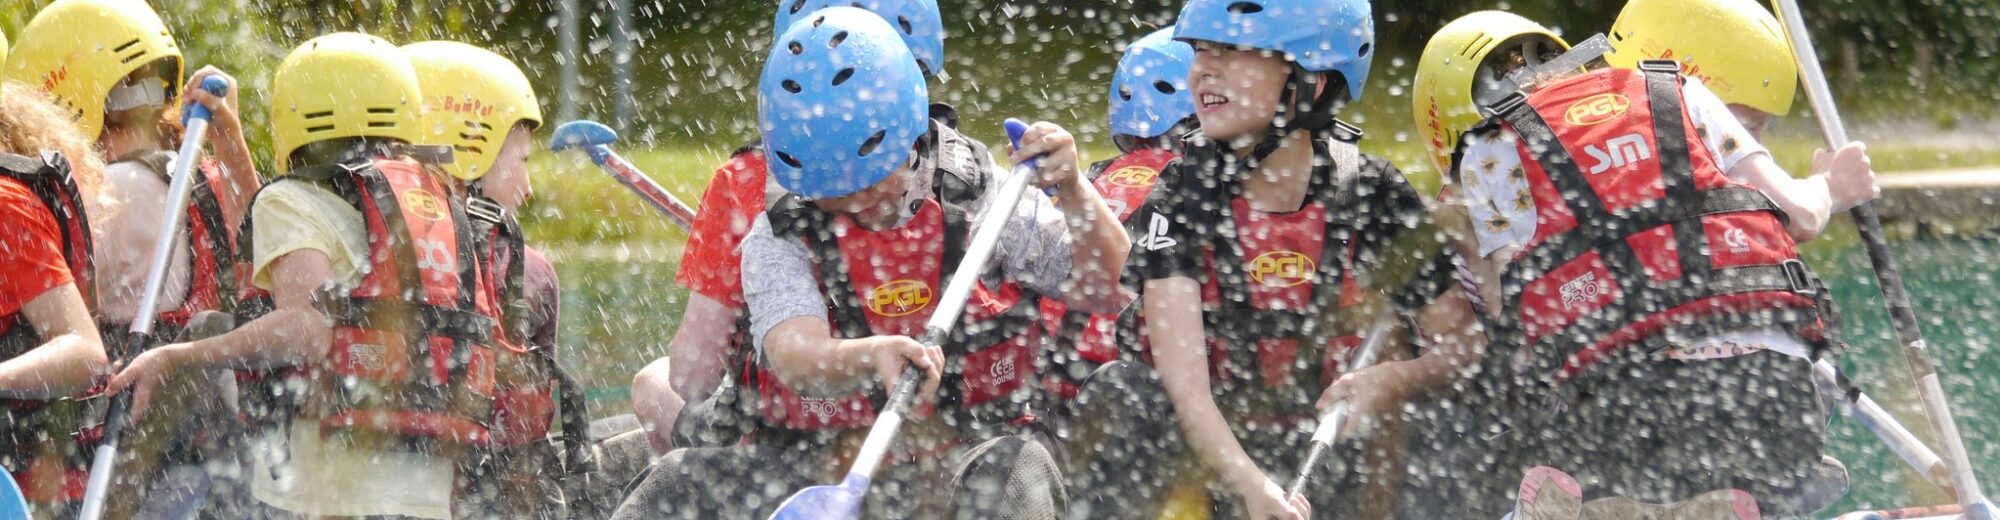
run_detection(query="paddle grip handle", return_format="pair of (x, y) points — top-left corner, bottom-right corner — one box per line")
(182, 76), (229, 125)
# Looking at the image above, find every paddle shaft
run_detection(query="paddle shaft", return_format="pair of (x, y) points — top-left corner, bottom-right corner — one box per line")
(77, 109), (217, 520)
(844, 157), (1040, 480)
(587, 145), (697, 230)
(1774, 0), (1986, 510)
(1813, 359), (1952, 491)
(1287, 314), (1397, 500)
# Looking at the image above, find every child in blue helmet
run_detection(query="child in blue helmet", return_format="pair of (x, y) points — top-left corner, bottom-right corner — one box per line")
(612, 8), (1129, 519)
(1117, 0), (1488, 517)
(629, 0), (950, 456)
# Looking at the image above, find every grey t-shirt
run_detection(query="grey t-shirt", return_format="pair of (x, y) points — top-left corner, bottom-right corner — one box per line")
(740, 131), (1075, 353)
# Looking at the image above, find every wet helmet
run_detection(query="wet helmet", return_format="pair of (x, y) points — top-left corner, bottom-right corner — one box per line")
(402, 41), (543, 181)
(1412, 11), (1568, 175)
(269, 33), (423, 173)
(4, 0), (184, 139)
(772, 0), (945, 78)
(1172, 0), (1375, 103)
(1607, 0), (1797, 115)
(758, 7), (929, 199)
(1109, 27), (1197, 141)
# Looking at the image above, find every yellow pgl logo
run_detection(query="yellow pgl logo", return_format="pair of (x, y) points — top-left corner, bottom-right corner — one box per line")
(1565, 93), (1631, 126)
(1249, 251), (1315, 287)
(1106, 166), (1160, 188)
(402, 191), (449, 221)
(868, 280), (934, 317)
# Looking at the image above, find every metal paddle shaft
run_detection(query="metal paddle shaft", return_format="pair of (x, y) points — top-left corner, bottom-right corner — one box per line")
(1287, 314), (1397, 500)
(768, 119), (1044, 520)
(78, 76), (230, 520)
(1772, 0), (1988, 512)
(1812, 360), (1951, 490)
(547, 120), (698, 230)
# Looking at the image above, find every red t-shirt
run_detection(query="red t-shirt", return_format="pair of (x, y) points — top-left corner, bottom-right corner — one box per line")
(0, 177), (75, 336)
(675, 150), (769, 309)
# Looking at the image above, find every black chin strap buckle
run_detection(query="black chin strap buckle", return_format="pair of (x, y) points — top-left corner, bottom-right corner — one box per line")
(1331, 119), (1364, 143)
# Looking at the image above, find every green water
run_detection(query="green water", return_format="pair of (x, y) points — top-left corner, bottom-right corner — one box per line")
(546, 234), (2000, 514)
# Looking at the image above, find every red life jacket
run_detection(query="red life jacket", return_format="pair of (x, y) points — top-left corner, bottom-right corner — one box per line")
(1470, 62), (1829, 384)
(1040, 148), (1176, 400)
(238, 157), (504, 448)
(1183, 140), (1377, 419)
(758, 197), (1044, 431)
(465, 194), (559, 448)
(0, 151), (96, 503)
(97, 151), (242, 351)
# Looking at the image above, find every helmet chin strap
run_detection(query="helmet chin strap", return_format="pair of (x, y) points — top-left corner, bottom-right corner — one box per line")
(105, 77), (170, 113)
(1230, 67), (1345, 173)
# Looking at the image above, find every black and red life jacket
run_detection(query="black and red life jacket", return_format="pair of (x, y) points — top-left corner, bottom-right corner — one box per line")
(0, 151), (94, 363)
(0, 151), (96, 503)
(238, 156), (505, 449)
(99, 151), (241, 354)
(1176, 139), (1388, 419)
(1040, 147), (1176, 400)
(1465, 61), (1830, 387)
(464, 193), (561, 449)
(760, 194), (1044, 432)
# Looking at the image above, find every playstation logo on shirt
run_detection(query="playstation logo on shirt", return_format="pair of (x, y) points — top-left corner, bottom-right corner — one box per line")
(1138, 213), (1179, 251)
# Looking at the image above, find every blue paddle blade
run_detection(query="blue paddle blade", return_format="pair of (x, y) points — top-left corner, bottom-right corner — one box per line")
(0, 468), (28, 519)
(549, 120), (619, 153)
(768, 474), (870, 520)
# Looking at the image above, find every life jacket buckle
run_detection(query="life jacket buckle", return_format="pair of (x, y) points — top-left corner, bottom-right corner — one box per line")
(1486, 91), (1530, 118)
(1782, 259), (1817, 296)
(466, 196), (505, 224)
(1638, 59), (1682, 74)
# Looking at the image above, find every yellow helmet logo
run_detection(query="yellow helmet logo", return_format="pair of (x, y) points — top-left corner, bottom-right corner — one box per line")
(1249, 251), (1315, 287)
(402, 191), (449, 221)
(1106, 166), (1160, 188)
(868, 280), (934, 317)
(1565, 93), (1631, 126)
(439, 95), (497, 118)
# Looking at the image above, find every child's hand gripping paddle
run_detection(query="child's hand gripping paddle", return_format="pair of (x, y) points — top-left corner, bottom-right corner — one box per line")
(1286, 313), (1396, 501)
(78, 75), (231, 520)
(767, 119), (1044, 520)
(548, 120), (699, 230)
(1773, 0), (1991, 516)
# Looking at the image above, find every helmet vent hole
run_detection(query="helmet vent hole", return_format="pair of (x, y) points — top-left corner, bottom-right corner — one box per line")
(367, 122), (395, 129)
(829, 31), (849, 49)
(456, 145), (484, 155)
(789, 41), (805, 55)
(305, 125), (335, 133)
(898, 16), (914, 34)
(781, 79), (804, 94)
(1153, 80), (1177, 95)
(1226, 2), (1264, 14)
(856, 130), (887, 157)
(368, 107), (396, 115)
(458, 131), (490, 143)
(1117, 86), (1133, 101)
(114, 39), (141, 53)
(813, 16), (827, 28)
(788, 0), (807, 14)
(303, 110), (335, 120)
(850, 2), (863, 7)
(775, 150), (804, 169)
(831, 68), (856, 86)
(1357, 43), (1372, 57)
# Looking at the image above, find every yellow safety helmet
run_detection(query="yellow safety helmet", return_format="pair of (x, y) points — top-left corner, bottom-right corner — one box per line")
(1412, 11), (1569, 177)
(400, 41), (543, 182)
(4, 0), (184, 140)
(1607, 0), (1797, 116)
(269, 32), (423, 174)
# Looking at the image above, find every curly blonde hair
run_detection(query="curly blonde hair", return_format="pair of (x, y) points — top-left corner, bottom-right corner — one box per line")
(0, 81), (108, 201)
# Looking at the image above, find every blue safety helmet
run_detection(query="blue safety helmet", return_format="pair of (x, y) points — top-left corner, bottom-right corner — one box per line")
(1109, 27), (1197, 140)
(773, 0), (945, 78)
(759, 7), (930, 199)
(1173, 0), (1375, 103)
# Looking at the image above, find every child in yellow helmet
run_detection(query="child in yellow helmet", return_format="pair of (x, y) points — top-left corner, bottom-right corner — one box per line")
(5, 0), (259, 514)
